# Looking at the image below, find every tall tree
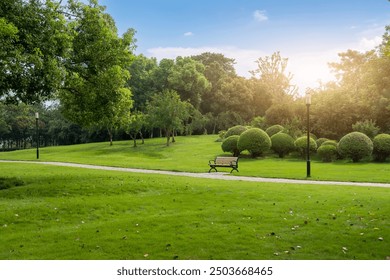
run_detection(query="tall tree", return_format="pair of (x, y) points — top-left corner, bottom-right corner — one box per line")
(191, 52), (237, 115)
(0, 0), (71, 103)
(59, 0), (135, 145)
(251, 51), (297, 102)
(126, 54), (158, 110)
(168, 56), (211, 109)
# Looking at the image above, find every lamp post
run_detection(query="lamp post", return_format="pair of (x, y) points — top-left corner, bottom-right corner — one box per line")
(305, 91), (311, 177)
(35, 112), (39, 159)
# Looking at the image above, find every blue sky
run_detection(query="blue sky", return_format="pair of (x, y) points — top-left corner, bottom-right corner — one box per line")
(100, 0), (390, 92)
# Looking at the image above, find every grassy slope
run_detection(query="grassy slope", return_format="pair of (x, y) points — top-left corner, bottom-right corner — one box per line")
(0, 163), (389, 260)
(1, 135), (390, 183)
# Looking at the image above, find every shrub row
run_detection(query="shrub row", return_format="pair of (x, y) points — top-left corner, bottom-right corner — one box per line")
(221, 125), (390, 162)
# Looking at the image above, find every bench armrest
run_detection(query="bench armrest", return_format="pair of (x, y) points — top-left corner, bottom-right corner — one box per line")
(209, 159), (215, 164)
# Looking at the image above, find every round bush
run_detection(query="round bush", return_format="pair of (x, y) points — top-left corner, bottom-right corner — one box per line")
(266, 125), (284, 137)
(373, 133), (390, 162)
(270, 132), (295, 158)
(224, 125), (247, 139)
(337, 132), (373, 162)
(317, 144), (338, 162)
(221, 135), (240, 156)
(321, 140), (338, 147)
(238, 128), (271, 157)
(294, 136), (317, 158)
(316, 138), (329, 147)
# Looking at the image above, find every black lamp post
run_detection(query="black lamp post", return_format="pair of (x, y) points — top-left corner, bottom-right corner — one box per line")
(35, 112), (39, 159)
(305, 91), (311, 177)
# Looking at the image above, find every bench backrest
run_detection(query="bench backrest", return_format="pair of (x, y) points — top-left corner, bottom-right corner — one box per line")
(215, 157), (238, 165)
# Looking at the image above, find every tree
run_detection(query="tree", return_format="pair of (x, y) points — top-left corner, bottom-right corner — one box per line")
(217, 76), (255, 122)
(191, 52), (237, 114)
(59, 0), (135, 145)
(146, 90), (188, 146)
(127, 54), (158, 110)
(0, 0), (71, 103)
(126, 111), (145, 147)
(168, 56), (211, 109)
(251, 51), (297, 102)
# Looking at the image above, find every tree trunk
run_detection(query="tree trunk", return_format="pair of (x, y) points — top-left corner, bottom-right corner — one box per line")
(108, 128), (113, 146)
(171, 129), (176, 143)
(130, 134), (137, 147)
(165, 129), (171, 146)
(139, 131), (144, 144)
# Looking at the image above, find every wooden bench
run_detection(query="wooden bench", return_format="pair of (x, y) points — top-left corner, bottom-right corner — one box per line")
(208, 156), (239, 173)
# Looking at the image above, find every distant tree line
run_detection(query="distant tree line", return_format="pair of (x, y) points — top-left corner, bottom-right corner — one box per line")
(1, 0), (390, 150)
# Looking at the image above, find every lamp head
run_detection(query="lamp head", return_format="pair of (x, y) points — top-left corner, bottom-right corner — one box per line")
(305, 91), (311, 105)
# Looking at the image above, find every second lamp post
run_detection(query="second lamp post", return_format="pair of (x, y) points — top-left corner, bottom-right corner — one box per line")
(35, 112), (39, 159)
(306, 91), (311, 177)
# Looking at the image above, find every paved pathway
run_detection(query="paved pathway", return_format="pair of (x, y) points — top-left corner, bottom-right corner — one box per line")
(1, 160), (390, 188)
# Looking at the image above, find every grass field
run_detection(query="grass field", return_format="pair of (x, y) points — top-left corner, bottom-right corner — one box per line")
(1, 135), (390, 183)
(0, 163), (389, 260)
(1, 135), (389, 260)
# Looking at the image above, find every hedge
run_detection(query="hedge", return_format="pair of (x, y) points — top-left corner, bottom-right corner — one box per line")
(270, 132), (295, 158)
(237, 128), (271, 157)
(372, 133), (390, 162)
(337, 132), (373, 162)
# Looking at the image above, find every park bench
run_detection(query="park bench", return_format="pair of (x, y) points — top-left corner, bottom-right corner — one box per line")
(208, 156), (239, 173)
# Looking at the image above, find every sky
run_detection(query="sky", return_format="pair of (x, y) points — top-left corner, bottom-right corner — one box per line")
(99, 0), (390, 93)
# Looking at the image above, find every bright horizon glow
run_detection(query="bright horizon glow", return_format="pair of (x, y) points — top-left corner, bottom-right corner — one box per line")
(100, 0), (390, 93)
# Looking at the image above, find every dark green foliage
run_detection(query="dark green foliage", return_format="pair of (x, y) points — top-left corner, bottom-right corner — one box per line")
(316, 138), (329, 147)
(294, 136), (317, 158)
(373, 133), (390, 162)
(250, 116), (267, 129)
(224, 125), (247, 138)
(337, 132), (373, 162)
(221, 135), (240, 156)
(270, 132), (295, 158)
(352, 119), (380, 139)
(317, 145), (338, 162)
(237, 128), (271, 157)
(265, 124), (284, 137)
(0, 177), (24, 190)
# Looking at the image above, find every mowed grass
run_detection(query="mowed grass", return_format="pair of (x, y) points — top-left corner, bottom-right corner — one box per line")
(1, 135), (390, 183)
(0, 163), (389, 260)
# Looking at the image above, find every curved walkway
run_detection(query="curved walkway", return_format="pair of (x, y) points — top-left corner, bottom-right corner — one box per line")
(1, 160), (390, 188)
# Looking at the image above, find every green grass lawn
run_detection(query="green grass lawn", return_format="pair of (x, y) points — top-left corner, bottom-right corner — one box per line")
(1, 135), (390, 183)
(0, 163), (389, 260)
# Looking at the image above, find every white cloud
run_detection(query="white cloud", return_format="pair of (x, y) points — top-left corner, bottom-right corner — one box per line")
(358, 36), (382, 51)
(184, 32), (194, 37)
(253, 10), (268, 22)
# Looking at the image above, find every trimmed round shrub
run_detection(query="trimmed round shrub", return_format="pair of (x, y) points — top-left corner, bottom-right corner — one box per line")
(221, 135), (240, 156)
(321, 140), (338, 147)
(224, 125), (247, 139)
(337, 132), (373, 162)
(317, 144), (338, 162)
(266, 125), (284, 137)
(294, 136), (317, 158)
(373, 133), (390, 162)
(270, 132), (295, 158)
(316, 138), (329, 147)
(238, 128), (271, 157)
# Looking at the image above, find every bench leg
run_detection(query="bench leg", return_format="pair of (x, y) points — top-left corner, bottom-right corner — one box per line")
(209, 167), (217, 173)
(230, 167), (239, 173)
